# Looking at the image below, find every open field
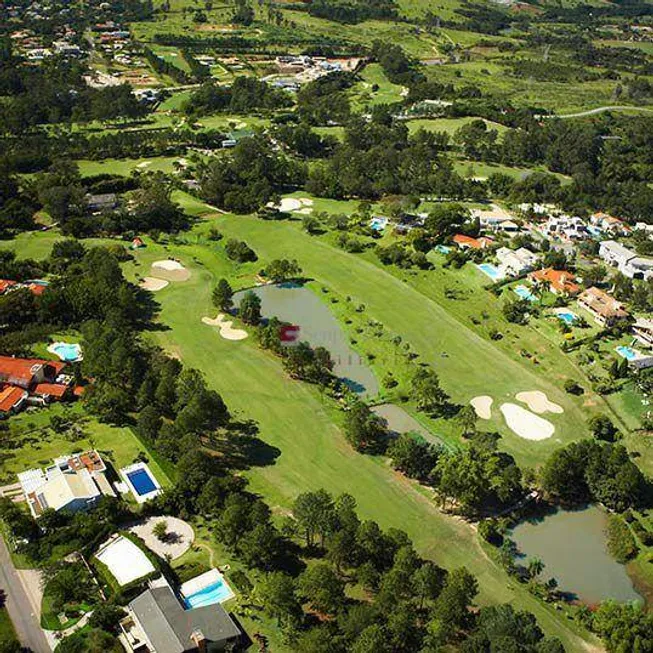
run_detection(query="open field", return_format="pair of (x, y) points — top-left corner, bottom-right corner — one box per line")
(114, 235), (598, 650)
(350, 63), (406, 108)
(76, 156), (183, 177)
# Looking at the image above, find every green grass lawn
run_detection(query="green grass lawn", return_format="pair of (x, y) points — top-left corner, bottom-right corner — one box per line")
(0, 608), (17, 646)
(113, 228), (600, 649)
(406, 116), (511, 137)
(0, 404), (171, 489)
(350, 63), (406, 109)
(75, 156), (183, 178)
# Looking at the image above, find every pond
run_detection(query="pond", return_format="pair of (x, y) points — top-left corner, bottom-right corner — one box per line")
(234, 283), (379, 397)
(511, 505), (641, 605)
(372, 403), (445, 448)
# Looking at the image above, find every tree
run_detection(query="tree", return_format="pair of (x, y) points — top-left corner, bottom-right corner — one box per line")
(387, 433), (439, 481)
(264, 259), (302, 282)
(258, 572), (302, 627)
(588, 414), (619, 442)
(411, 368), (449, 416)
(212, 279), (233, 311)
(137, 405), (162, 441)
(293, 489), (335, 548)
(527, 558), (544, 580)
(344, 401), (387, 452)
(297, 562), (346, 615)
(412, 561), (445, 609)
(457, 405), (477, 437)
(239, 290), (262, 325)
(431, 567), (478, 640)
(592, 601), (653, 652)
(153, 520), (168, 542)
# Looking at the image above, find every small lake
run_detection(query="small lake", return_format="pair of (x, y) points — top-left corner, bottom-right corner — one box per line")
(511, 505), (641, 605)
(234, 283), (379, 397)
(372, 403), (445, 448)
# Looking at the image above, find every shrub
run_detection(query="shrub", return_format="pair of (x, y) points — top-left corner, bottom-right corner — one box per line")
(606, 514), (638, 563)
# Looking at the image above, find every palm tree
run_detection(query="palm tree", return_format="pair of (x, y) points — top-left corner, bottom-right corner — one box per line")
(527, 557), (544, 580)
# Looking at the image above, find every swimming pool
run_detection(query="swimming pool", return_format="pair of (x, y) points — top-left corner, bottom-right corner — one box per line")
(556, 311), (577, 325)
(514, 285), (537, 302)
(183, 577), (235, 609)
(369, 217), (387, 232)
(126, 468), (157, 496)
(434, 245), (451, 255)
(477, 263), (503, 281)
(49, 342), (82, 362)
(616, 345), (638, 361)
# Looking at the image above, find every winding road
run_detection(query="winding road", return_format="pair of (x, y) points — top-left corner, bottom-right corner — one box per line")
(0, 536), (50, 652)
(538, 105), (653, 119)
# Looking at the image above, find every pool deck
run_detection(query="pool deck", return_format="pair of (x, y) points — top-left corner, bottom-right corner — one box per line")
(119, 462), (162, 504)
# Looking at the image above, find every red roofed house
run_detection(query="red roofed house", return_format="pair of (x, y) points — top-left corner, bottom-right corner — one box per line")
(452, 234), (494, 250)
(0, 357), (71, 414)
(0, 280), (17, 295)
(590, 212), (630, 236)
(528, 268), (581, 296)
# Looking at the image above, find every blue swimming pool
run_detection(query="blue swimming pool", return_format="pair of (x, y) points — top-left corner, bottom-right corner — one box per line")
(616, 345), (637, 361)
(126, 468), (157, 496)
(434, 245), (451, 255)
(183, 579), (234, 609)
(556, 311), (577, 325)
(369, 217), (387, 232)
(477, 263), (503, 281)
(514, 285), (537, 302)
(51, 343), (82, 362)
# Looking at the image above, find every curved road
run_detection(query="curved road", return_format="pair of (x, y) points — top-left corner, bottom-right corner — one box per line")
(538, 105), (653, 119)
(0, 536), (50, 652)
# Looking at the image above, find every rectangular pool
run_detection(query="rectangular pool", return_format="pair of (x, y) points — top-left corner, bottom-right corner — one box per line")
(616, 345), (638, 361)
(477, 263), (503, 281)
(126, 468), (157, 496)
(514, 285), (537, 302)
(181, 569), (235, 609)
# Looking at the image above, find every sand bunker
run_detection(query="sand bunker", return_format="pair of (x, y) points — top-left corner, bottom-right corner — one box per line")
(140, 277), (169, 291)
(136, 161), (151, 169)
(273, 197), (315, 213)
(470, 396), (493, 420)
(202, 313), (248, 340)
(516, 391), (564, 415)
(151, 260), (190, 282)
(500, 403), (554, 441)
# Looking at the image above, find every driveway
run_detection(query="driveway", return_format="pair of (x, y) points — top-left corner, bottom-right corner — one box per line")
(0, 535), (50, 652)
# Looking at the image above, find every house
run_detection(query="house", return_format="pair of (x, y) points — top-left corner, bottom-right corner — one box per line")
(578, 287), (629, 327)
(86, 193), (118, 212)
(121, 585), (241, 653)
(633, 318), (653, 348)
(0, 356), (65, 390)
(453, 234), (494, 250)
(18, 451), (114, 518)
(528, 268), (580, 296)
(496, 247), (538, 277)
(598, 240), (653, 279)
(131, 237), (145, 249)
(541, 215), (589, 241)
(591, 212), (629, 236)
(0, 385), (28, 414)
(0, 280), (17, 294)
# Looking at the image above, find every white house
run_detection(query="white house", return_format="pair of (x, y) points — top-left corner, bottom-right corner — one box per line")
(599, 240), (653, 279)
(496, 247), (538, 277)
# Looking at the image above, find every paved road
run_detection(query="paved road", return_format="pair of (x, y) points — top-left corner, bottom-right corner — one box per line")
(538, 105), (653, 119)
(0, 536), (50, 652)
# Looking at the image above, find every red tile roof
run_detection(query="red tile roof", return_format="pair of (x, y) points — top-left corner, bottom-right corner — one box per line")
(0, 385), (27, 412)
(0, 357), (65, 388)
(453, 234), (493, 250)
(529, 268), (580, 295)
(32, 383), (69, 399)
(0, 280), (17, 294)
(27, 283), (47, 296)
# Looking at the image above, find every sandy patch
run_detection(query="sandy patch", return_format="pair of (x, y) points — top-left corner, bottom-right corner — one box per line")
(295, 207), (313, 215)
(140, 277), (169, 291)
(151, 259), (190, 282)
(470, 396), (493, 419)
(129, 516), (194, 561)
(136, 161), (150, 169)
(516, 390), (564, 415)
(271, 197), (315, 213)
(202, 313), (248, 340)
(500, 403), (554, 441)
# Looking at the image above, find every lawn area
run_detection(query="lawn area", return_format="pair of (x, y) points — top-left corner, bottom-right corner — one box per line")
(406, 116), (511, 137)
(0, 230), (64, 260)
(350, 63), (406, 109)
(0, 608), (17, 647)
(116, 231), (599, 650)
(75, 156), (182, 177)
(0, 403), (172, 489)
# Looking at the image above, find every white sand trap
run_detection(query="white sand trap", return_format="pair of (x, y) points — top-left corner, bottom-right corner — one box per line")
(500, 403), (554, 441)
(516, 391), (564, 415)
(298, 197), (314, 207)
(136, 161), (150, 168)
(276, 197), (303, 212)
(295, 207), (313, 215)
(151, 259), (190, 282)
(470, 396), (493, 420)
(140, 277), (169, 291)
(202, 313), (248, 340)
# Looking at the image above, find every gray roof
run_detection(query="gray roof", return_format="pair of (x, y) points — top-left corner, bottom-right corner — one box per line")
(130, 586), (240, 653)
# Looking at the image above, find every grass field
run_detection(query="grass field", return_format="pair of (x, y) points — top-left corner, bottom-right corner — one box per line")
(76, 156), (182, 177)
(350, 63), (406, 109)
(406, 116), (511, 137)
(0, 608), (17, 647)
(107, 223), (603, 649)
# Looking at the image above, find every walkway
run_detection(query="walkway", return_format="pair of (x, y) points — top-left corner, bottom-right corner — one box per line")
(537, 105), (653, 120)
(0, 535), (49, 652)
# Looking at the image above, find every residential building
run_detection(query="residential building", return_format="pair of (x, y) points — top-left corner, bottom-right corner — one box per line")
(633, 318), (653, 348)
(540, 215), (589, 241)
(18, 451), (115, 518)
(578, 287), (629, 327)
(0, 385), (28, 414)
(452, 234), (494, 250)
(495, 247), (538, 277)
(528, 268), (580, 296)
(590, 212), (629, 236)
(0, 356), (65, 390)
(86, 193), (118, 212)
(598, 240), (653, 279)
(121, 584), (241, 653)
